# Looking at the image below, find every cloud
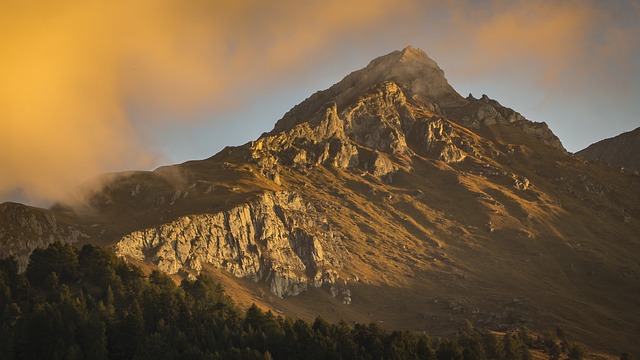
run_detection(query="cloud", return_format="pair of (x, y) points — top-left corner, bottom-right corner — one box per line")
(431, 0), (640, 98)
(1, 0), (638, 205)
(0, 0), (410, 205)
(405, 0), (640, 152)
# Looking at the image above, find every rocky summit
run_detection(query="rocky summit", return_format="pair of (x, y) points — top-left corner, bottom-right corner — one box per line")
(1, 46), (639, 356)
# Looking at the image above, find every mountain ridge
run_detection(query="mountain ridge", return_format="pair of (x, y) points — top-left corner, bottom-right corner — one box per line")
(1, 46), (639, 356)
(577, 126), (640, 172)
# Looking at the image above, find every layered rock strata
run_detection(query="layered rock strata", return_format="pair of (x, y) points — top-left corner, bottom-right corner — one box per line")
(116, 191), (344, 297)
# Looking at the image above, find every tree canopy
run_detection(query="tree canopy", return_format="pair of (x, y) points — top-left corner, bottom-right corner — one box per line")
(0, 242), (622, 359)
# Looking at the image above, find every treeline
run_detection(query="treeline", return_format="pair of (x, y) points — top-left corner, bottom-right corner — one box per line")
(0, 242), (624, 359)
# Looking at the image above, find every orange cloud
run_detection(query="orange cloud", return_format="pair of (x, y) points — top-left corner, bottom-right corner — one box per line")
(2, 0), (637, 205)
(0, 0), (410, 205)
(472, 2), (592, 83)
(436, 0), (639, 96)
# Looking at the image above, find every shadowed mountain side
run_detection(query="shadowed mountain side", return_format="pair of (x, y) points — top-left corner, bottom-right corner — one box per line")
(577, 127), (640, 172)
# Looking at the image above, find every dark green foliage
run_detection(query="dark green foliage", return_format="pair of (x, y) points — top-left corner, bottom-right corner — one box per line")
(503, 332), (531, 360)
(78, 244), (126, 293)
(458, 322), (487, 360)
(567, 342), (587, 360)
(542, 331), (562, 360)
(620, 352), (634, 360)
(481, 330), (504, 360)
(437, 340), (463, 360)
(0, 242), (542, 359)
(26, 242), (79, 286)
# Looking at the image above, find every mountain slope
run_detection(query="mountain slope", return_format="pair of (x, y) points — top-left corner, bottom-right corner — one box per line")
(576, 126), (640, 172)
(1, 46), (639, 356)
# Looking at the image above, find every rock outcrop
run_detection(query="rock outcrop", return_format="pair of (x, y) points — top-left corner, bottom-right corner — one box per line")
(251, 79), (472, 187)
(0, 203), (85, 271)
(449, 94), (566, 152)
(458, 94), (526, 129)
(513, 120), (565, 151)
(116, 191), (344, 297)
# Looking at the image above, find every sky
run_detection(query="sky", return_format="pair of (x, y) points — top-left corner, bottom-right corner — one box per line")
(1, 0), (639, 207)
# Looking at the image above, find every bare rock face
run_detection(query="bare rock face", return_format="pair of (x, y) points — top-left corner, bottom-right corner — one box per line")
(451, 94), (565, 152)
(458, 94), (526, 129)
(251, 78), (471, 187)
(371, 152), (397, 179)
(251, 103), (358, 173)
(407, 117), (466, 162)
(513, 120), (565, 151)
(116, 191), (344, 297)
(342, 82), (413, 155)
(0, 203), (85, 271)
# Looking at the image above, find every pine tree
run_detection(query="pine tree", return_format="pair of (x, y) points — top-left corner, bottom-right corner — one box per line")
(567, 342), (587, 360)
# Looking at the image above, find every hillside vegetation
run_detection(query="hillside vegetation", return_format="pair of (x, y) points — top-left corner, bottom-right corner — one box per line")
(2, 242), (617, 360)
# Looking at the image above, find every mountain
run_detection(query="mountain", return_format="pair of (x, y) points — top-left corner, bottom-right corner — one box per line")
(576, 127), (640, 173)
(1, 46), (639, 356)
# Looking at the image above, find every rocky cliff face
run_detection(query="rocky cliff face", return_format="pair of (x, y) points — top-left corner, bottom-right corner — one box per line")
(116, 191), (344, 297)
(577, 127), (640, 172)
(447, 94), (565, 151)
(251, 80), (475, 188)
(0, 203), (85, 271)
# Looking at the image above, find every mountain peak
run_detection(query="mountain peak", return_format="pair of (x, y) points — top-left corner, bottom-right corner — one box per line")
(354, 46), (464, 106)
(395, 46), (442, 71)
(392, 45), (439, 67)
(271, 47), (466, 134)
(399, 44), (422, 55)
